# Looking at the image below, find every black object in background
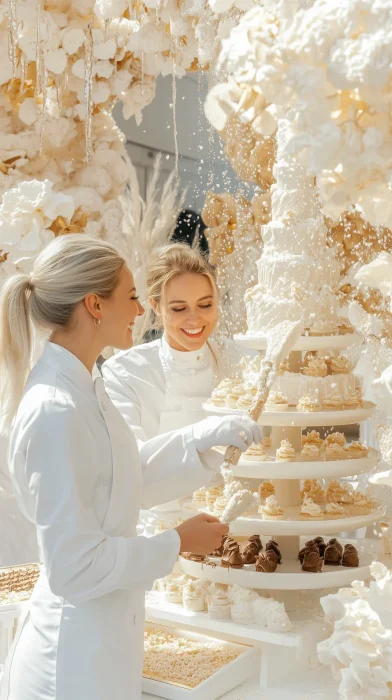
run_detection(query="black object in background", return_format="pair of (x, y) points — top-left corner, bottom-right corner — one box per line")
(171, 209), (209, 253)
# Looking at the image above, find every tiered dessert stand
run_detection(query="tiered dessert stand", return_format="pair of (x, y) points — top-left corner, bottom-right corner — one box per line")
(173, 332), (385, 690)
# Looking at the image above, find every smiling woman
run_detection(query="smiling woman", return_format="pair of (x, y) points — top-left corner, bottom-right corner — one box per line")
(102, 243), (225, 514)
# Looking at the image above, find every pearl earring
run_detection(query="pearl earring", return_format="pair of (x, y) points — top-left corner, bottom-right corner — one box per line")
(93, 318), (101, 327)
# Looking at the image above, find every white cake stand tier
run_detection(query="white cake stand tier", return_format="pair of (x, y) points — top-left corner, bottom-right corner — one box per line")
(202, 401), (375, 426)
(212, 447), (379, 479)
(234, 333), (362, 352)
(178, 537), (377, 591)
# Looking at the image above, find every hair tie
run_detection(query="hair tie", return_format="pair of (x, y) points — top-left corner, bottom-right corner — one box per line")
(26, 275), (34, 292)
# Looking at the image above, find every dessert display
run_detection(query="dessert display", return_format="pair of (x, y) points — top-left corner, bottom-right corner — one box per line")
(0, 564), (40, 605)
(143, 628), (241, 688)
(298, 537), (359, 571)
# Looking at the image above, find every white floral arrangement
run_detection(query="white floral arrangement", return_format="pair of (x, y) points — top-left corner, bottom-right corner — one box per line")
(206, 0), (392, 229)
(318, 563), (392, 699)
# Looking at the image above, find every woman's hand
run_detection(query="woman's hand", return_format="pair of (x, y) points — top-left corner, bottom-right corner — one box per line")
(175, 513), (229, 554)
(192, 415), (261, 453)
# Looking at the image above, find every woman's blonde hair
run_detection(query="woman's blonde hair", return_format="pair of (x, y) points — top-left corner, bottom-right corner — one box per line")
(0, 234), (125, 434)
(146, 242), (217, 332)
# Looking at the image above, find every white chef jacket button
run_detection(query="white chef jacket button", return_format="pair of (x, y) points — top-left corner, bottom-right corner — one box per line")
(133, 614), (137, 624)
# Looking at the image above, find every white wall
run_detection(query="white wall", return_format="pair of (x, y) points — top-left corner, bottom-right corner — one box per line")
(114, 74), (254, 213)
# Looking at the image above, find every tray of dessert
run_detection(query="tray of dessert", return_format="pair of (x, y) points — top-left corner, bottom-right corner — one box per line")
(234, 331), (361, 352)
(178, 536), (378, 590)
(185, 479), (385, 537)
(142, 624), (259, 700)
(0, 563), (40, 608)
(213, 431), (379, 479)
(202, 400), (375, 426)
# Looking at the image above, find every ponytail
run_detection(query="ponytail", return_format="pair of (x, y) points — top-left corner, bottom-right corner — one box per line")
(0, 234), (125, 435)
(0, 274), (32, 435)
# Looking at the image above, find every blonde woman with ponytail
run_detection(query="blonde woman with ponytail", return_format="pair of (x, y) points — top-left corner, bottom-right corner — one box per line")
(0, 234), (261, 700)
(102, 243), (250, 519)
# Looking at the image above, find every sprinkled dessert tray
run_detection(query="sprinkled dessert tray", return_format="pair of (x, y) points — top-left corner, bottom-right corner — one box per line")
(142, 624), (259, 700)
(202, 401), (376, 427)
(178, 537), (379, 591)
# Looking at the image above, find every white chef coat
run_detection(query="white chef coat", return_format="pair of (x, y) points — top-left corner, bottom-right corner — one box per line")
(102, 336), (220, 441)
(0, 342), (217, 700)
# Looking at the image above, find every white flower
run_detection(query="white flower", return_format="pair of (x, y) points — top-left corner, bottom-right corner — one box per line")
(18, 99), (39, 127)
(94, 0), (128, 20)
(45, 48), (67, 74)
(61, 27), (85, 55)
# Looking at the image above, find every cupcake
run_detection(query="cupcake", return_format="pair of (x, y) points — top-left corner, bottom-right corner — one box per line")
(164, 581), (185, 604)
(325, 443), (344, 461)
(322, 390), (345, 411)
(343, 441), (369, 459)
(262, 436), (272, 448)
(306, 482), (326, 504)
(237, 394), (253, 409)
(214, 495), (228, 517)
(261, 495), (284, 520)
(328, 356), (351, 375)
(300, 444), (320, 462)
(325, 502), (346, 517)
(259, 481), (275, 502)
(326, 480), (354, 504)
(206, 485), (223, 509)
(302, 357), (328, 378)
(244, 443), (267, 462)
(350, 491), (374, 514)
(225, 392), (240, 409)
(276, 439), (296, 462)
(301, 479), (318, 497)
(324, 432), (346, 448)
(297, 394), (321, 412)
(183, 581), (206, 612)
(229, 586), (259, 625)
(277, 359), (290, 375)
(265, 392), (289, 412)
(210, 390), (227, 407)
(302, 430), (323, 447)
(344, 392), (361, 409)
(207, 584), (231, 619)
(300, 496), (324, 520)
(192, 487), (207, 507)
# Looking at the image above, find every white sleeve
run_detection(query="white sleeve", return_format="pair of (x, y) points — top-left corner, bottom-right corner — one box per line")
(102, 358), (147, 441)
(14, 402), (180, 604)
(138, 426), (218, 510)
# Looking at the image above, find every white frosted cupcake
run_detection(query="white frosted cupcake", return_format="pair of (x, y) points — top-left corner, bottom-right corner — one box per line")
(262, 436), (272, 448)
(192, 487), (206, 507)
(259, 481), (275, 502)
(206, 485), (223, 509)
(276, 439), (296, 462)
(325, 502), (346, 518)
(244, 443), (267, 461)
(302, 357), (328, 378)
(183, 581), (206, 612)
(297, 394), (320, 412)
(329, 356), (351, 375)
(300, 496), (324, 520)
(265, 392), (289, 412)
(261, 495), (284, 520)
(207, 584), (231, 619)
(237, 394), (253, 409)
(324, 432), (346, 448)
(325, 443), (344, 461)
(343, 441), (369, 459)
(302, 430), (323, 447)
(226, 392), (240, 409)
(300, 444), (320, 462)
(350, 491), (375, 514)
(322, 390), (345, 411)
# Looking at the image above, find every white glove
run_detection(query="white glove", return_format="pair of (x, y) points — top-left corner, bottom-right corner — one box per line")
(193, 415), (261, 453)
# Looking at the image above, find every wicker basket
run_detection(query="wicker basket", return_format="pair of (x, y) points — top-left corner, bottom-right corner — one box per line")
(0, 563), (40, 597)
